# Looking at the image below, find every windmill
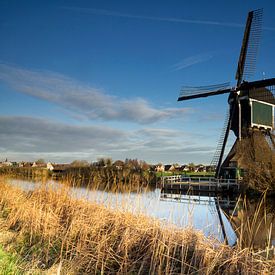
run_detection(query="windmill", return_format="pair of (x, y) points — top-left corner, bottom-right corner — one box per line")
(178, 9), (275, 179)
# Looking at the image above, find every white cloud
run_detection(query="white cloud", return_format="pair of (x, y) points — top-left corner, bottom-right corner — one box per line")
(0, 116), (126, 153)
(0, 63), (189, 124)
(0, 116), (215, 164)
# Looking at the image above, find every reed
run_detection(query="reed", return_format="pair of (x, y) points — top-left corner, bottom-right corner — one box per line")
(0, 179), (274, 274)
(225, 192), (275, 252)
(0, 165), (157, 192)
(64, 166), (157, 191)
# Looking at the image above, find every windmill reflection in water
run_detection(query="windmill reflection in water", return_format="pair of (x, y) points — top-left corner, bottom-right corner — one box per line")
(160, 188), (275, 254)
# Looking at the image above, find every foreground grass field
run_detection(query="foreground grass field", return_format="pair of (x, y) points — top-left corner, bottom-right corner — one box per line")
(0, 179), (274, 274)
(0, 245), (21, 274)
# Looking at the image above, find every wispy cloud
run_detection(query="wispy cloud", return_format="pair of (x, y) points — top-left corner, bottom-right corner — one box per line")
(171, 53), (213, 71)
(62, 7), (275, 31)
(0, 116), (215, 163)
(0, 116), (126, 153)
(0, 63), (190, 124)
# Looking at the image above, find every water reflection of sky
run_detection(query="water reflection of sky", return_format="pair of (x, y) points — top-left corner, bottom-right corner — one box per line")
(8, 179), (236, 245)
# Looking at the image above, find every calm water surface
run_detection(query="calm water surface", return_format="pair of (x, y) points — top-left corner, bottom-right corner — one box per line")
(8, 178), (237, 245)
(9, 178), (275, 249)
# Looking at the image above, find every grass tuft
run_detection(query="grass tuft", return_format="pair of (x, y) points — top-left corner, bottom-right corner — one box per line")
(0, 178), (274, 274)
(0, 244), (21, 275)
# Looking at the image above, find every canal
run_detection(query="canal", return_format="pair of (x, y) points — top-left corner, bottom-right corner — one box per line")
(7, 178), (275, 250)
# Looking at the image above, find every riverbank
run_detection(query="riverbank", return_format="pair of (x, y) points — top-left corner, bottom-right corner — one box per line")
(0, 166), (157, 192)
(3, 166), (275, 197)
(0, 179), (274, 273)
(0, 167), (49, 180)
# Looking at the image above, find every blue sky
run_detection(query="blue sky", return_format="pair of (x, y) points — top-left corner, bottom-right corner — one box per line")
(0, 0), (275, 164)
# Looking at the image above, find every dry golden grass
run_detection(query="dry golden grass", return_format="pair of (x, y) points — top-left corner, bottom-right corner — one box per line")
(0, 178), (274, 274)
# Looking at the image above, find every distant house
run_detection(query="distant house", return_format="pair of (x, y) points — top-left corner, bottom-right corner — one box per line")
(164, 165), (176, 172)
(155, 164), (164, 172)
(47, 162), (70, 172)
(182, 165), (190, 172)
(47, 162), (54, 171)
(0, 160), (13, 167)
(19, 162), (32, 168)
(32, 162), (46, 168)
(173, 165), (184, 172)
(173, 166), (181, 172)
(179, 165), (190, 172)
(194, 165), (206, 173)
(113, 160), (124, 170)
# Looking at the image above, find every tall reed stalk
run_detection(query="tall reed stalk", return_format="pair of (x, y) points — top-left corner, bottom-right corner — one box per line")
(0, 178), (274, 274)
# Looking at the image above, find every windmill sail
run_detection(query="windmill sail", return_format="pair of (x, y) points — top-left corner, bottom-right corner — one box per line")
(178, 82), (231, 101)
(177, 9), (274, 180)
(235, 9), (263, 85)
(210, 109), (230, 169)
(215, 102), (237, 178)
(240, 77), (275, 89)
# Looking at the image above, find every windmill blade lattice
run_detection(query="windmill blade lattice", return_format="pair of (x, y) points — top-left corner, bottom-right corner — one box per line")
(177, 9), (274, 179)
(210, 109), (230, 169)
(236, 9), (263, 85)
(178, 82), (231, 101)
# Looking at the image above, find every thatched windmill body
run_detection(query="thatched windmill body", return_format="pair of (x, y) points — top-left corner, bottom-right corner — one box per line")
(178, 9), (275, 179)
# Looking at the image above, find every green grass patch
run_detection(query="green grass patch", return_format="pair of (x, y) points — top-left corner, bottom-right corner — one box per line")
(0, 244), (22, 275)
